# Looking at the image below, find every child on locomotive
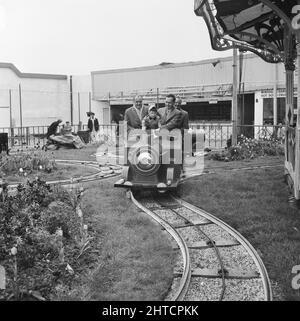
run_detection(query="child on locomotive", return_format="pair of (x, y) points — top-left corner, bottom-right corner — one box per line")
(142, 104), (161, 130)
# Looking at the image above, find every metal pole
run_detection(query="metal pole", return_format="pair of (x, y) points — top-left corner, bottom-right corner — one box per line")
(78, 92), (82, 130)
(78, 92), (81, 123)
(89, 92), (92, 112)
(273, 64), (278, 126)
(232, 47), (238, 145)
(294, 36), (300, 199)
(9, 89), (12, 129)
(70, 76), (73, 125)
(19, 84), (23, 146)
(9, 89), (13, 147)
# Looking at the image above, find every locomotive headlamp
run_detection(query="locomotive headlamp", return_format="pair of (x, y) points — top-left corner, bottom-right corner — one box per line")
(138, 152), (153, 168)
(130, 146), (160, 176)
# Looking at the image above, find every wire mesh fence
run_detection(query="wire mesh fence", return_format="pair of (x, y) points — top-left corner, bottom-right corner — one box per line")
(0, 124), (283, 150)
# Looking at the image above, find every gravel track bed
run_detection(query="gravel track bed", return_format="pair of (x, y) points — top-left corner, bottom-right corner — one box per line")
(184, 277), (222, 301)
(177, 226), (210, 243)
(223, 279), (265, 301)
(138, 198), (163, 209)
(177, 224), (236, 244)
(174, 207), (211, 224)
(190, 247), (258, 272)
(173, 246), (258, 274)
(154, 209), (187, 226)
(198, 224), (237, 242)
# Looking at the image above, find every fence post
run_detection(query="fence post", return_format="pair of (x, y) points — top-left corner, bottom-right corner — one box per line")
(70, 76), (73, 125)
(10, 128), (14, 148)
(19, 84), (23, 146)
(78, 92), (81, 130)
(89, 92), (92, 112)
(26, 127), (30, 146)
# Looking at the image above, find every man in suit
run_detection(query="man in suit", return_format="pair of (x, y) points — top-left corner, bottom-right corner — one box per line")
(158, 94), (182, 131)
(88, 112), (99, 143)
(124, 95), (149, 132)
(175, 96), (189, 130)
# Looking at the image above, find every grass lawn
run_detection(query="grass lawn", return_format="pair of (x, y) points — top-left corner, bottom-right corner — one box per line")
(69, 178), (175, 301)
(204, 155), (283, 172)
(178, 157), (300, 301)
(47, 145), (99, 162)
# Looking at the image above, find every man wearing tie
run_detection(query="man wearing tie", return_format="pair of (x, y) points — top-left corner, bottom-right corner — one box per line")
(124, 95), (149, 132)
(158, 94), (182, 131)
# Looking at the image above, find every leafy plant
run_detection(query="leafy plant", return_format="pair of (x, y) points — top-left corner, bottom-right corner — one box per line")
(209, 134), (284, 161)
(0, 178), (91, 301)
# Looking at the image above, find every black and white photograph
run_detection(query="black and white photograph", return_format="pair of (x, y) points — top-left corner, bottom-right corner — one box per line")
(0, 0), (300, 312)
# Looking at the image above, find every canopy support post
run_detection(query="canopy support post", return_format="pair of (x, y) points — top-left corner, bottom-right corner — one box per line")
(232, 47), (238, 146)
(294, 34), (300, 200)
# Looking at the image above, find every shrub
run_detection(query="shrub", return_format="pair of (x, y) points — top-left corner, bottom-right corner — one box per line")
(0, 179), (89, 300)
(41, 201), (80, 238)
(209, 134), (284, 161)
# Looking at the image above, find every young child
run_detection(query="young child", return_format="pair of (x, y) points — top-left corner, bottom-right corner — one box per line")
(142, 104), (161, 130)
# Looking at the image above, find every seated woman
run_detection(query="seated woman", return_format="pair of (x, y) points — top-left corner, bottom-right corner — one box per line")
(50, 121), (85, 149)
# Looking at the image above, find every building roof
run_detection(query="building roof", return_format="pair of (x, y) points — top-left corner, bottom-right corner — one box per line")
(0, 62), (68, 80)
(91, 53), (258, 75)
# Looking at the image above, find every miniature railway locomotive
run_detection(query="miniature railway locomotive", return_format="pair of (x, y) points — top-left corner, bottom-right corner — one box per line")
(114, 129), (185, 193)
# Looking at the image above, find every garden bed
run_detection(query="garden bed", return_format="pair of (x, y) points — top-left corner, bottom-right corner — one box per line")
(0, 176), (175, 301)
(3, 163), (99, 184)
(0, 150), (100, 184)
(0, 179), (93, 301)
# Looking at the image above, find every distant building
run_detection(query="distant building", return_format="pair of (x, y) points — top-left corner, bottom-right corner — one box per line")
(0, 55), (297, 128)
(0, 62), (69, 127)
(91, 54), (297, 127)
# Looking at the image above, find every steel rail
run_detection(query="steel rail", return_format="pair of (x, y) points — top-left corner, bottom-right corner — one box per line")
(5, 159), (121, 189)
(171, 195), (273, 301)
(130, 191), (192, 301)
(155, 197), (227, 301)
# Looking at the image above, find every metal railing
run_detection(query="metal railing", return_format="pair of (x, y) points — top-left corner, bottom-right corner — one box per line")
(95, 83), (233, 102)
(0, 124), (118, 148)
(0, 124), (283, 150)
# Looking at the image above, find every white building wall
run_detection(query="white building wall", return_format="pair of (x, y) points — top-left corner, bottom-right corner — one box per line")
(0, 64), (69, 127)
(71, 74), (103, 125)
(92, 54), (288, 99)
(92, 58), (234, 99)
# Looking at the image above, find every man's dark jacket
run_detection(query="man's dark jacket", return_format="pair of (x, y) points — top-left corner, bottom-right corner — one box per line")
(158, 107), (182, 131)
(124, 106), (149, 131)
(88, 118), (99, 132)
(178, 108), (189, 129)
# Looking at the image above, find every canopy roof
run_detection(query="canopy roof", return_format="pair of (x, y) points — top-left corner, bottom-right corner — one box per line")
(194, 0), (296, 64)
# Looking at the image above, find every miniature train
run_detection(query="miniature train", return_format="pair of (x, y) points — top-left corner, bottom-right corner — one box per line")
(114, 129), (204, 193)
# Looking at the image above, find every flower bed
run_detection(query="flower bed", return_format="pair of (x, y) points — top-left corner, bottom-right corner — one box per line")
(0, 151), (99, 184)
(209, 135), (284, 161)
(0, 151), (57, 177)
(0, 178), (94, 301)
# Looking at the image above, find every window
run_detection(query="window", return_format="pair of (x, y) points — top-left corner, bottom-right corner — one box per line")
(263, 97), (297, 124)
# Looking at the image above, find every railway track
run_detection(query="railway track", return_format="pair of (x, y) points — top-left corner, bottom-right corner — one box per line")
(132, 191), (273, 301)
(5, 159), (122, 190)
